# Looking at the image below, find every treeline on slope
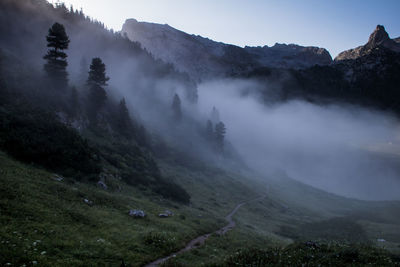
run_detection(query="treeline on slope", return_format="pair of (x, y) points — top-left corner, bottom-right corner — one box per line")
(235, 47), (400, 114)
(0, 3), (191, 203)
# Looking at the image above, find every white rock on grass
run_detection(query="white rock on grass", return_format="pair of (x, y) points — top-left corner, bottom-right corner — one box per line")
(52, 174), (64, 182)
(129, 210), (146, 218)
(83, 198), (93, 206)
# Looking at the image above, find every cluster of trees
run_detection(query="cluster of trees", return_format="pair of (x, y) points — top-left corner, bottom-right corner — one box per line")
(167, 91), (228, 157)
(206, 120), (226, 153)
(169, 93), (227, 153)
(205, 107), (227, 153)
(42, 22), (138, 137)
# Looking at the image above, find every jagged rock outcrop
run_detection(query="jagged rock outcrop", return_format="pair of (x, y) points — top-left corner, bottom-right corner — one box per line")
(121, 19), (332, 80)
(335, 25), (400, 61)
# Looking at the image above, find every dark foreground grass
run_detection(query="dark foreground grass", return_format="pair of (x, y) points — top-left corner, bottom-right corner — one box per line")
(215, 242), (400, 266)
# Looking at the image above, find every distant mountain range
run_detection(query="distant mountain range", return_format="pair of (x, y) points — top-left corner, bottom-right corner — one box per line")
(122, 20), (400, 113)
(122, 19), (332, 80)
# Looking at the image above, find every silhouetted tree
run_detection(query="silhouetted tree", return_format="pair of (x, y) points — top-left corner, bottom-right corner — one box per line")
(43, 22), (70, 88)
(215, 121), (226, 152)
(172, 93), (182, 121)
(87, 57), (109, 123)
(87, 57), (109, 87)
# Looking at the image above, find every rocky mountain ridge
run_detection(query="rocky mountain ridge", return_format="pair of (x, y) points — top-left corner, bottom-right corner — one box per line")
(244, 43), (332, 69)
(121, 19), (332, 80)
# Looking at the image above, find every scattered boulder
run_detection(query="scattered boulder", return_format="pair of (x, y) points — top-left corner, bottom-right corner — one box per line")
(52, 174), (63, 182)
(83, 198), (93, 206)
(165, 210), (173, 216)
(129, 209), (146, 218)
(97, 180), (108, 190)
(158, 210), (174, 218)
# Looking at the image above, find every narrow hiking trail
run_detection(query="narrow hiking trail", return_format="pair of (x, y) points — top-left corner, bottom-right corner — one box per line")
(144, 194), (267, 267)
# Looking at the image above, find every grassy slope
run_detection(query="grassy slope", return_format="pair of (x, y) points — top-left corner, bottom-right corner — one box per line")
(1, 150), (400, 266)
(0, 151), (264, 266)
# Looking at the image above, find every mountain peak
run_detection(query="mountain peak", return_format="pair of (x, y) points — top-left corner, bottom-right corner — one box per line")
(335, 24), (400, 61)
(367, 25), (390, 47)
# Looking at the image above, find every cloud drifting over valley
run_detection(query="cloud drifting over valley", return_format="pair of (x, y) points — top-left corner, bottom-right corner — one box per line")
(198, 79), (400, 200)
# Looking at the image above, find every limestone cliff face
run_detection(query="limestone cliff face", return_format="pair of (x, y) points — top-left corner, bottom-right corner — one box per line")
(121, 19), (332, 80)
(335, 25), (400, 61)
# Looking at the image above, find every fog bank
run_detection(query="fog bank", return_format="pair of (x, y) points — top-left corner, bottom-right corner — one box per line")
(198, 79), (400, 201)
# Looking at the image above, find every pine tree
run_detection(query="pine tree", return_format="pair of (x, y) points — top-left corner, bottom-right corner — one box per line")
(87, 57), (109, 123)
(43, 22), (70, 88)
(215, 121), (226, 152)
(172, 93), (182, 121)
(87, 58), (109, 87)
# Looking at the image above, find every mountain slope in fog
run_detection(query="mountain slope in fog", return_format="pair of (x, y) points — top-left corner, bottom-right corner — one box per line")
(121, 18), (332, 80)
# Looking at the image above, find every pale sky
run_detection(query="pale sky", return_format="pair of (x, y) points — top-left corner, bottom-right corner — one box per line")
(51, 0), (400, 57)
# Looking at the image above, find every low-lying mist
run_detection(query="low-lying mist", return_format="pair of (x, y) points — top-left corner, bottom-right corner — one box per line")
(197, 79), (400, 201)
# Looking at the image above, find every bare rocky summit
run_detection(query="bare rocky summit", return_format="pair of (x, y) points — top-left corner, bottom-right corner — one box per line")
(335, 25), (400, 61)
